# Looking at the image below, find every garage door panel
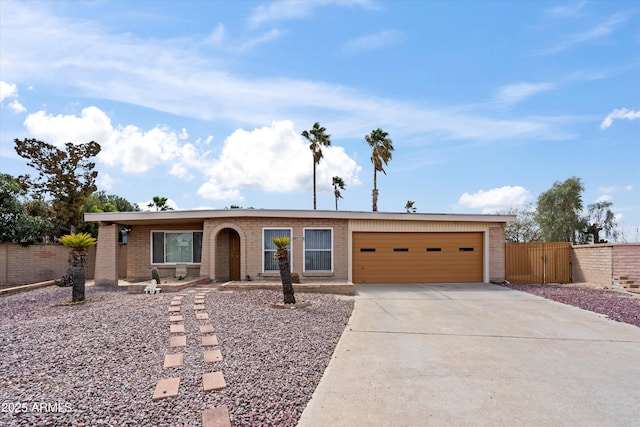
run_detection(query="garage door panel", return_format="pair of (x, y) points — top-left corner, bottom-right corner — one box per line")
(353, 232), (483, 284)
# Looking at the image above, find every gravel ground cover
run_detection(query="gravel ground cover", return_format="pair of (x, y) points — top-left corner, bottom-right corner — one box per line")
(0, 285), (354, 426)
(503, 283), (640, 328)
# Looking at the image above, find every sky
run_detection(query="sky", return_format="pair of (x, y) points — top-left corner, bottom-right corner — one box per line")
(1, 0), (639, 239)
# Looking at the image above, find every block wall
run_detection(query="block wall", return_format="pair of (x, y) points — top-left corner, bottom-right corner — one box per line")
(612, 243), (640, 284)
(488, 224), (506, 282)
(203, 217), (349, 282)
(572, 245), (612, 285)
(0, 243), (96, 286)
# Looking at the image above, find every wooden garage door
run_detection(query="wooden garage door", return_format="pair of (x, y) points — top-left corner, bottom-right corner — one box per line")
(353, 232), (483, 283)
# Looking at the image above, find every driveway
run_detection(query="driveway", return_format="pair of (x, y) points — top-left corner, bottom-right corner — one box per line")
(297, 283), (640, 426)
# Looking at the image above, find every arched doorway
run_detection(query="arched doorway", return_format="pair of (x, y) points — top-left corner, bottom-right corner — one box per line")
(215, 228), (241, 281)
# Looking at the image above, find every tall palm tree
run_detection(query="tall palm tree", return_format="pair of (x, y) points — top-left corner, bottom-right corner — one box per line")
(332, 176), (346, 211)
(148, 196), (173, 211)
(365, 128), (394, 212)
(301, 123), (331, 210)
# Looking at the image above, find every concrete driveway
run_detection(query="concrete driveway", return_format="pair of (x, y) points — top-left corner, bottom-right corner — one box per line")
(297, 283), (640, 427)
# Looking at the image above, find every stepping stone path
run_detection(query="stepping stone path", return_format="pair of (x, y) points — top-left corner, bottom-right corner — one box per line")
(152, 289), (231, 426)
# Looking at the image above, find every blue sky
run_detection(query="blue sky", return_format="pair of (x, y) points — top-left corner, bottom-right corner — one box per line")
(1, 0), (639, 239)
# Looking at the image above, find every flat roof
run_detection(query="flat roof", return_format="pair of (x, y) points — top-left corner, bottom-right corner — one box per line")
(85, 209), (515, 225)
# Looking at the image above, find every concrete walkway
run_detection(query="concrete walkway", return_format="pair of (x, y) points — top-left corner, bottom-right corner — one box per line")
(297, 283), (640, 427)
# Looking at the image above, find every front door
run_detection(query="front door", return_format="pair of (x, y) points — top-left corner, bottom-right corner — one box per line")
(229, 230), (241, 280)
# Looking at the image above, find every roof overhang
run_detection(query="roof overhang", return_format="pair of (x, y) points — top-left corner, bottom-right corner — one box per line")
(85, 209), (516, 226)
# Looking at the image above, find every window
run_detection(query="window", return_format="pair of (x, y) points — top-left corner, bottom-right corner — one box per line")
(304, 228), (333, 272)
(152, 231), (203, 264)
(263, 228), (292, 272)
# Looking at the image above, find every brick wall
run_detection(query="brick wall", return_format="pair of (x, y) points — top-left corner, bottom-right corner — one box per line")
(571, 243), (640, 286)
(204, 217), (349, 282)
(612, 244), (640, 285)
(0, 243), (96, 286)
(488, 224), (506, 282)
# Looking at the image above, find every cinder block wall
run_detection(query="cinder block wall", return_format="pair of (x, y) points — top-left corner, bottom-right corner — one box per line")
(0, 243), (96, 286)
(489, 224), (506, 282)
(612, 243), (640, 284)
(572, 245), (612, 285)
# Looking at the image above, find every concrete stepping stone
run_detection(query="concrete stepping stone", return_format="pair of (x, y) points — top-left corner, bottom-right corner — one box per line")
(163, 353), (184, 368)
(194, 304), (206, 310)
(152, 377), (180, 401)
(199, 324), (215, 334)
(202, 406), (231, 427)
(169, 306), (181, 313)
(170, 324), (185, 334)
(196, 313), (209, 320)
(201, 335), (219, 346)
(204, 349), (223, 363)
(170, 300), (182, 306)
(169, 335), (187, 348)
(194, 298), (205, 303)
(202, 371), (227, 392)
(169, 315), (184, 322)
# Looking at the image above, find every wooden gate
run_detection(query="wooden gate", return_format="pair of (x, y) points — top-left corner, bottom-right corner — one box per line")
(506, 242), (571, 284)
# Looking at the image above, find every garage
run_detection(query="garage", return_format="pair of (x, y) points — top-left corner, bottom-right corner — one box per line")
(352, 232), (483, 283)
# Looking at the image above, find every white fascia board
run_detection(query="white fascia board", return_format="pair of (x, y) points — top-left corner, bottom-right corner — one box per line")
(85, 209), (516, 224)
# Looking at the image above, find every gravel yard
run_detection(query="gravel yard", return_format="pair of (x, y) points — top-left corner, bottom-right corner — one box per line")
(0, 285), (354, 427)
(503, 283), (640, 328)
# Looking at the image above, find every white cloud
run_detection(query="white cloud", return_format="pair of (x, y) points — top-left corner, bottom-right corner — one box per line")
(600, 108), (640, 129)
(197, 120), (361, 201)
(496, 82), (554, 105)
(23, 106), (196, 175)
(343, 30), (402, 53)
(248, 0), (373, 27)
(595, 194), (612, 203)
(624, 185), (633, 191)
(457, 186), (531, 213)
(0, 81), (18, 102)
(97, 172), (118, 190)
(0, 81), (26, 112)
(538, 13), (630, 55)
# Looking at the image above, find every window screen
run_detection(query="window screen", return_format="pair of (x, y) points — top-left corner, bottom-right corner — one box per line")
(304, 229), (332, 271)
(264, 229), (291, 272)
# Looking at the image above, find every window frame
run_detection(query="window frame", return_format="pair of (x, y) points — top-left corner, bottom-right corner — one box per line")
(303, 227), (334, 273)
(150, 230), (203, 265)
(262, 227), (293, 273)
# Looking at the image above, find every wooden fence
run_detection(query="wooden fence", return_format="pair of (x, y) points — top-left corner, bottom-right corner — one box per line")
(506, 242), (572, 284)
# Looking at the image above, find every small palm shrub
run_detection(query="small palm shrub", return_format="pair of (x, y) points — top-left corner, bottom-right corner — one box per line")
(58, 232), (97, 302)
(272, 237), (295, 304)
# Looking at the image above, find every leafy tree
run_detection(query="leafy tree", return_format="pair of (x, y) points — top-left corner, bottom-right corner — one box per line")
(14, 138), (100, 236)
(536, 177), (585, 243)
(405, 201), (416, 213)
(272, 236), (295, 304)
(80, 191), (139, 236)
(0, 173), (53, 245)
(365, 128), (393, 212)
(503, 205), (541, 242)
(332, 176), (346, 211)
(58, 232), (97, 302)
(301, 123), (331, 210)
(585, 201), (619, 243)
(148, 196), (173, 211)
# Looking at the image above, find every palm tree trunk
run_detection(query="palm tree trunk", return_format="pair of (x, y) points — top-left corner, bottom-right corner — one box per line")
(372, 168), (378, 212)
(313, 160), (317, 210)
(70, 249), (87, 302)
(275, 248), (296, 304)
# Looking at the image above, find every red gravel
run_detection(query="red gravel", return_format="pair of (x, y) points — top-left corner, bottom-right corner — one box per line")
(504, 284), (640, 328)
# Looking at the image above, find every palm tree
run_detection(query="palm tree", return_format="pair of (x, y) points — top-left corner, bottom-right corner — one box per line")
(58, 232), (97, 302)
(148, 196), (173, 211)
(365, 128), (394, 212)
(301, 123), (331, 210)
(272, 236), (295, 304)
(405, 200), (416, 213)
(332, 176), (346, 211)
